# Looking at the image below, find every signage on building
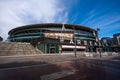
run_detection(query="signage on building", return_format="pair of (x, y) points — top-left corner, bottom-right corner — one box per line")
(44, 32), (73, 40)
(62, 45), (86, 49)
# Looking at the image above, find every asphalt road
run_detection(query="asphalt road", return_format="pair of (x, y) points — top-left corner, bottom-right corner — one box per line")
(82, 58), (120, 80)
(0, 56), (120, 80)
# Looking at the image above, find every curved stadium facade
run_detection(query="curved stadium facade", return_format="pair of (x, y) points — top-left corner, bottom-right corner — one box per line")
(8, 23), (99, 54)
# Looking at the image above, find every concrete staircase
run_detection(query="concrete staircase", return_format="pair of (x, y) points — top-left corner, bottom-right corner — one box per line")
(0, 42), (41, 56)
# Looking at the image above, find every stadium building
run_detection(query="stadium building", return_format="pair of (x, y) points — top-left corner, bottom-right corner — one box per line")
(0, 36), (3, 41)
(100, 33), (120, 52)
(113, 33), (120, 46)
(8, 23), (99, 54)
(100, 37), (112, 52)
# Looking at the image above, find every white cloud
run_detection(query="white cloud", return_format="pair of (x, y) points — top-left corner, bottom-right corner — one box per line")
(0, 0), (68, 40)
(80, 9), (96, 25)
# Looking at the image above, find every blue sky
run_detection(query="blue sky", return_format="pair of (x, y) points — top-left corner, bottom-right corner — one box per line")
(66, 0), (120, 38)
(0, 0), (120, 40)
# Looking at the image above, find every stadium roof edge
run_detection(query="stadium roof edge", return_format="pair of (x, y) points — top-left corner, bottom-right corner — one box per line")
(8, 23), (97, 35)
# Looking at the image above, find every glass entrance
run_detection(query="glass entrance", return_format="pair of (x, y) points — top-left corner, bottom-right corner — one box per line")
(50, 47), (56, 53)
(37, 43), (59, 53)
(47, 44), (59, 53)
(49, 44), (56, 53)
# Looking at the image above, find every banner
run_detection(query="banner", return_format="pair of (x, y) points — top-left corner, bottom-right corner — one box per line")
(44, 32), (73, 40)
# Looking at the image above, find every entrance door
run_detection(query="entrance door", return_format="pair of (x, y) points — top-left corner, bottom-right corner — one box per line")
(50, 47), (56, 53)
(49, 44), (56, 53)
(47, 44), (59, 53)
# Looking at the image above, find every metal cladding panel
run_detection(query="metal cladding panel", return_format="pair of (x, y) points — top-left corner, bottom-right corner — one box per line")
(8, 23), (97, 35)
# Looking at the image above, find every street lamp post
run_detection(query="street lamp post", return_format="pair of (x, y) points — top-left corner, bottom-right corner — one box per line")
(73, 26), (77, 57)
(97, 28), (102, 58)
(74, 37), (77, 57)
(60, 24), (65, 54)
